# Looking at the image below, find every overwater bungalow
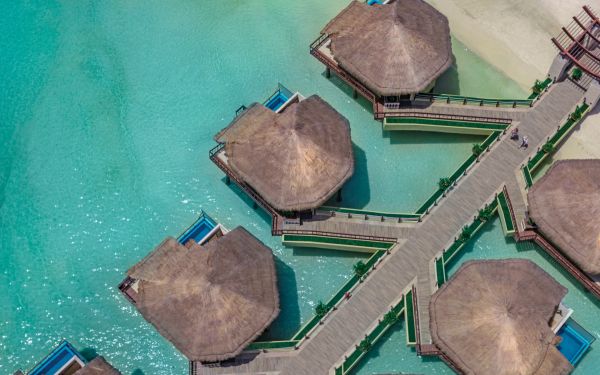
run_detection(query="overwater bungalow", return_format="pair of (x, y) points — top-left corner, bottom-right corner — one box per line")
(14, 340), (120, 375)
(211, 92), (354, 227)
(429, 259), (593, 374)
(528, 159), (600, 285)
(310, 0), (452, 116)
(119, 226), (279, 365)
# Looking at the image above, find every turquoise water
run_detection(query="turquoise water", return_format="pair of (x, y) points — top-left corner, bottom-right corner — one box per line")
(1, 1), (526, 374)
(354, 218), (600, 374)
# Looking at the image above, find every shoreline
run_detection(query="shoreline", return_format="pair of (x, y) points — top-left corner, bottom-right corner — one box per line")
(427, 0), (600, 161)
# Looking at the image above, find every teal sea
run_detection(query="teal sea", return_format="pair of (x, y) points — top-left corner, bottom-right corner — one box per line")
(5, 1), (585, 374)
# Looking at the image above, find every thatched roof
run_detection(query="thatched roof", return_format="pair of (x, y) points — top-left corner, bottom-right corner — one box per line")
(127, 227), (279, 362)
(74, 357), (121, 375)
(430, 260), (572, 375)
(217, 95), (354, 212)
(528, 159), (600, 277)
(322, 0), (452, 96)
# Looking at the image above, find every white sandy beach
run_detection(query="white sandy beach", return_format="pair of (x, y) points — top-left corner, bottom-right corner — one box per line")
(427, 0), (600, 160)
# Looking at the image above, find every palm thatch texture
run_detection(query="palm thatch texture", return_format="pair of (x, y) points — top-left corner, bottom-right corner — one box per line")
(430, 259), (573, 375)
(528, 159), (600, 278)
(74, 357), (121, 375)
(127, 227), (279, 362)
(216, 95), (354, 212)
(322, 0), (452, 97)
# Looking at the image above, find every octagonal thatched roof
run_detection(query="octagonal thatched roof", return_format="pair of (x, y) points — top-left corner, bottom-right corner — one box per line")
(127, 227), (279, 362)
(217, 95), (354, 212)
(322, 0), (452, 96)
(430, 259), (572, 375)
(528, 159), (600, 278)
(75, 357), (121, 375)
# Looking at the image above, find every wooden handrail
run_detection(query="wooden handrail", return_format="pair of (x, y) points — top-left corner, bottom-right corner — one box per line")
(282, 229), (397, 243)
(381, 110), (511, 124)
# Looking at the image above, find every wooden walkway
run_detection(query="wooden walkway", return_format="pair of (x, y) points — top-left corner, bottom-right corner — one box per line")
(199, 79), (586, 375)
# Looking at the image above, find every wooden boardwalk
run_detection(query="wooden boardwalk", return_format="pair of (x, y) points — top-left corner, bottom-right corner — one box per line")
(199, 79), (586, 375)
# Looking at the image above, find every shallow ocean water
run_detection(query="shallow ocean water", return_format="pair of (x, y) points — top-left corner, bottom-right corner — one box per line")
(0, 1), (533, 374)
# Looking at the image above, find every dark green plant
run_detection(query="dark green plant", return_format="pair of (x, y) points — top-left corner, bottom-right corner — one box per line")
(358, 337), (373, 353)
(478, 205), (494, 222)
(570, 104), (585, 121)
(531, 79), (544, 94)
(383, 309), (399, 325)
(542, 142), (554, 154)
(472, 143), (485, 157)
(438, 177), (452, 191)
(315, 301), (328, 318)
(458, 225), (474, 242)
(572, 67), (582, 81)
(353, 260), (369, 278)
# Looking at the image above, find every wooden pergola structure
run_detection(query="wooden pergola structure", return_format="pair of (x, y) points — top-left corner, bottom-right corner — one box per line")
(552, 5), (600, 80)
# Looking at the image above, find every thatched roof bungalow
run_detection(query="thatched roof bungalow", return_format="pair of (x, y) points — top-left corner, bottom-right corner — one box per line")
(430, 259), (572, 375)
(124, 227), (279, 362)
(214, 95), (354, 214)
(528, 159), (600, 278)
(313, 0), (452, 103)
(74, 357), (121, 375)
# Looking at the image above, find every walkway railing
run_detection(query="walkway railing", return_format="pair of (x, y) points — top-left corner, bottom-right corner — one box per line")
(379, 110), (512, 124)
(414, 93), (533, 108)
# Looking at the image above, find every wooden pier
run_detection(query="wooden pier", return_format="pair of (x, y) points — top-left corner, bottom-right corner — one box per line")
(200, 75), (589, 374)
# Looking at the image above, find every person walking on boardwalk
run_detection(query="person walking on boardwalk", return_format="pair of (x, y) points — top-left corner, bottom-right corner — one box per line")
(520, 136), (529, 149)
(510, 127), (519, 140)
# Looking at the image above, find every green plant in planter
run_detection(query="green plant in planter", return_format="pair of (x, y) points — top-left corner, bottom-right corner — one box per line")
(570, 104), (585, 121)
(542, 142), (554, 154)
(315, 301), (329, 318)
(458, 225), (474, 242)
(531, 79), (544, 95)
(353, 260), (369, 278)
(472, 143), (485, 157)
(572, 67), (582, 81)
(358, 337), (373, 353)
(478, 205), (494, 222)
(383, 309), (399, 326)
(438, 177), (452, 191)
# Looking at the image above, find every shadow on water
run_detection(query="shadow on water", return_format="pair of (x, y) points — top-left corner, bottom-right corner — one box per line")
(219, 176), (272, 227)
(131, 369), (145, 375)
(433, 52), (460, 95)
(443, 219), (497, 273)
(383, 129), (484, 146)
(322, 70), (374, 113)
(324, 142), (371, 209)
(257, 257), (301, 340)
(79, 347), (98, 362)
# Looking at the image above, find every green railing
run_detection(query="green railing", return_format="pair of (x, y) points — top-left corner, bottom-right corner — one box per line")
(334, 297), (406, 375)
(497, 191), (515, 236)
(528, 77), (553, 100)
(415, 93), (533, 107)
(404, 289), (417, 345)
(385, 117), (508, 131)
(282, 234), (394, 251)
(321, 206), (421, 220)
(249, 250), (388, 350)
(435, 199), (499, 286)
(522, 165), (534, 188)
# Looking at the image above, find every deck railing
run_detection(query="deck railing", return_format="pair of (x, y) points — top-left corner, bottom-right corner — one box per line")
(413, 93), (533, 108)
(309, 33), (377, 103)
(379, 110), (512, 124)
